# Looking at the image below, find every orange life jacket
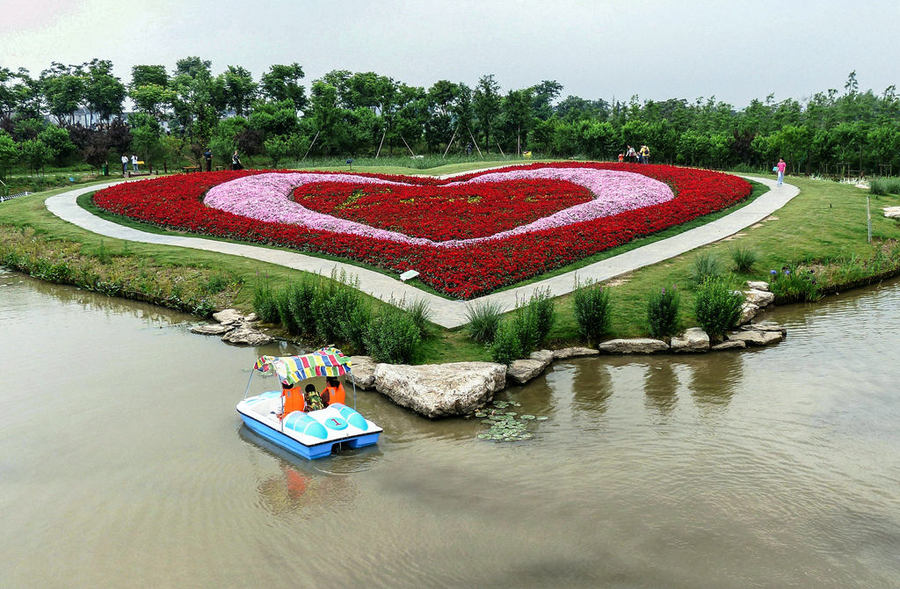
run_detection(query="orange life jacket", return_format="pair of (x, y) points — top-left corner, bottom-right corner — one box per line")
(321, 383), (346, 406)
(281, 385), (305, 417)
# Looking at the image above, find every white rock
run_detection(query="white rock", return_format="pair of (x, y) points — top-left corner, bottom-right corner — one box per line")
(212, 308), (244, 325)
(711, 340), (746, 351)
(221, 324), (274, 346)
(746, 281), (770, 292)
(529, 349), (554, 365)
(347, 356), (377, 390)
(374, 362), (507, 418)
(883, 206), (900, 219)
(551, 347), (600, 360)
(745, 321), (787, 335)
(507, 359), (548, 385)
(598, 338), (668, 354)
(245, 312), (258, 322)
(739, 302), (760, 324)
(726, 329), (784, 346)
(190, 323), (234, 336)
(670, 327), (710, 353)
(744, 289), (776, 307)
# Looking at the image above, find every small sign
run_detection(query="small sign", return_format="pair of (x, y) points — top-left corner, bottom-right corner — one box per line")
(399, 270), (419, 282)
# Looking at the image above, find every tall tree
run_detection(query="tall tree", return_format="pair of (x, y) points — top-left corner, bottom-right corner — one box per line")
(260, 63), (307, 112)
(473, 74), (501, 150)
(82, 59), (126, 125)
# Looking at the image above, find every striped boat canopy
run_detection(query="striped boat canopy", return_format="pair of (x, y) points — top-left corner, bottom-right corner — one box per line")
(253, 347), (353, 384)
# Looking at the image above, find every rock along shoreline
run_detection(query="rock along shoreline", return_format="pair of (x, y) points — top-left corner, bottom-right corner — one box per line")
(193, 280), (785, 419)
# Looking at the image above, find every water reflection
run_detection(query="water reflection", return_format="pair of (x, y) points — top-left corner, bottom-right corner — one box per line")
(644, 362), (679, 417)
(687, 350), (744, 414)
(571, 361), (612, 416)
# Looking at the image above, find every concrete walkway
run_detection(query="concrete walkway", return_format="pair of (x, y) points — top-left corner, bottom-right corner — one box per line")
(45, 175), (798, 328)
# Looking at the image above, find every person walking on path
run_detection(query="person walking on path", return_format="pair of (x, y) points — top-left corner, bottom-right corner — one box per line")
(204, 148), (212, 172)
(625, 145), (637, 162)
(131, 154), (139, 172)
(776, 158), (786, 186)
(231, 150), (242, 170)
(121, 154), (128, 175)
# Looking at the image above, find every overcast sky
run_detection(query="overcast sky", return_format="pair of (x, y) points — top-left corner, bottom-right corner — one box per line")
(3, 0), (899, 108)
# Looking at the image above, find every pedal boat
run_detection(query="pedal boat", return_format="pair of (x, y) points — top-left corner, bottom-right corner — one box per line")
(236, 348), (382, 460)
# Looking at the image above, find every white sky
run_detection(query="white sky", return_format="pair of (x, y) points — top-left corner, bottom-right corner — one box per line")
(2, 0), (899, 107)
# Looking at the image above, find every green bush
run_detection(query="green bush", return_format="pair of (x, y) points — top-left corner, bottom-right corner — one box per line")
(769, 267), (821, 302)
(286, 278), (318, 337)
(489, 320), (524, 365)
(647, 286), (680, 338)
(275, 285), (300, 335)
(364, 309), (421, 364)
(730, 246), (758, 273)
(691, 251), (721, 284)
(507, 288), (556, 353)
(869, 177), (900, 196)
(573, 279), (612, 345)
(694, 277), (743, 338)
(403, 298), (432, 339)
(464, 300), (504, 344)
(252, 275), (279, 323)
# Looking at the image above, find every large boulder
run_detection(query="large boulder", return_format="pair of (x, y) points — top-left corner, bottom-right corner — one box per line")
(746, 281), (770, 292)
(374, 362), (507, 418)
(744, 289), (775, 307)
(190, 323), (235, 336)
(347, 356), (377, 390)
(670, 328), (710, 353)
(726, 329), (783, 347)
(598, 338), (668, 354)
(212, 308), (244, 325)
(221, 324), (274, 346)
(745, 320), (787, 335)
(551, 347), (599, 360)
(883, 206), (900, 219)
(507, 359), (547, 385)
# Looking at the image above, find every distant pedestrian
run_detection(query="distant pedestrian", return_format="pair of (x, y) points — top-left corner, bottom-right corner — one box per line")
(204, 148), (212, 172)
(121, 154), (128, 175)
(131, 154), (138, 172)
(618, 153), (624, 163)
(465, 142), (473, 156)
(776, 158), (786, 186)
(231, 150), (242, 170)
(625, 145), (637, 162)
(639, 145), (650, 164)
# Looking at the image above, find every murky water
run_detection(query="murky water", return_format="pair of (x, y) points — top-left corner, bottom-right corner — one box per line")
(1, 268), (898, 588)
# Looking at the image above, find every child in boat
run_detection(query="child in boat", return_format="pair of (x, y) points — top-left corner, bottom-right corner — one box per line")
(279, 381), (305, 417)
(304, 384), (325, 411)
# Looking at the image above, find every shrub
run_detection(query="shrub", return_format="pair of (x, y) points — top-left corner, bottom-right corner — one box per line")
(730, 246), (758, 273)
(364, 309), (421, 364)
(403, 298), (432, 339)
(286, 277), (318, 337)
(527, 288), (556, 347)
(869, 177), (900, 196)
(573, 279), (611, 345)
(252, 275), (279, 323)
(489, 320), (524, 365)
(275, 284), (300, 334)
(464, 300), (504, 344)
(769, 266), (820, 302)
(691, 251), (721, 284)
(694, 277), (743, 338)
(312, 270), (365, 343)
(647, 286), (680, 338)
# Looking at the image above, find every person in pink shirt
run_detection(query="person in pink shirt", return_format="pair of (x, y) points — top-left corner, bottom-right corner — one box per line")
(776, 158), (786, 186)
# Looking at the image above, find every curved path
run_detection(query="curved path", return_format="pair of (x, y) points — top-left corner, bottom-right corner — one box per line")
(45, 174), (798, 328)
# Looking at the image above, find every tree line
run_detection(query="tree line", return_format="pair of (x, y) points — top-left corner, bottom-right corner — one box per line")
(1, 58), (898, 178)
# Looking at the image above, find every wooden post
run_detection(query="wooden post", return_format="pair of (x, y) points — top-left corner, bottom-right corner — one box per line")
(442, 126), (458, 159)
(400, 135), (416, 157)
(375, 129), (386, 159)
(496, 142), (505, 157)
(301, 130), (320, 161)
(465, 125), (484, 158)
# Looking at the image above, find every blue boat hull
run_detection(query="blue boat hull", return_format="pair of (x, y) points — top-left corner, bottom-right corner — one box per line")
(238, 413), (380, 460)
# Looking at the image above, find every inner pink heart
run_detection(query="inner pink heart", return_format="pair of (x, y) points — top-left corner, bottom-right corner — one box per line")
(203, 168), (676, 246)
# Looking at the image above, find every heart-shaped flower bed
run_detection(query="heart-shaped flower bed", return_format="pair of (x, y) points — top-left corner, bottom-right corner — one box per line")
(93, 163), (751, 298)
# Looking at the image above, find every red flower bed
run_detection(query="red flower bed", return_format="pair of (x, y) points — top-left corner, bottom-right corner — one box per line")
(93, 163), (751, 299)
(292, 179), (593, 240)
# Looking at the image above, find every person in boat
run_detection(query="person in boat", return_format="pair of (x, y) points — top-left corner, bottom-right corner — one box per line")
(279, 381), (305, 418)
(304, 384), (325, 411)
(321, 377), (346, 406)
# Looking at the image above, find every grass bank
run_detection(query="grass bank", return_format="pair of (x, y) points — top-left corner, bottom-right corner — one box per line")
(1, 168), (899, 364)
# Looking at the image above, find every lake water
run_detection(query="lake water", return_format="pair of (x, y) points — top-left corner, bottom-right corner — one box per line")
(1, 268), (898, 588)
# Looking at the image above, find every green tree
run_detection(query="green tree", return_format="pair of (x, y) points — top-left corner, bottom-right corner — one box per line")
(220, 65), (257, 116)
(40, 62), (85, 126)
(473, 74), (501, 151)
(0, 130), (17, 179)
(82, 59), (126, 125)
(260, 63), (307, 111)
